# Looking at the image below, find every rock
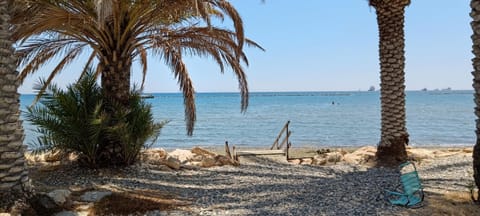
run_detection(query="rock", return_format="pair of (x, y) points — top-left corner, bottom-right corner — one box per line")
(289, 159), (301, 165)
(169, 149), (195, 164)
(326, 152), (343, 163)
(80, 191), (112, 202)
(406, 148), (434, 160)
(156, 164), (174, 171)
(161, 156), (181, 170)
(191, 154), (205, 162)
(47, 189), (71, 206)
(191, 147), (217, 157)
(181, 164), (201, 170)
(462, 147), (473, 153)
(45, 151), (65, 162)
(433, 151), (460, 158)
(200, 157), (217, 168)
(313, 157), (327, 165)
(29, 194), (62, 215)
(343, 146), (376, 165)
(0, 214), (10, 216)
(300, 158), (313, 165)
(142, 148), (168, 165)
(186, 161), (202, 167)
(214, 155), (236, 166)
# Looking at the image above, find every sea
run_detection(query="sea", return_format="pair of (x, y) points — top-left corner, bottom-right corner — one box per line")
(19, 90), (475, 149)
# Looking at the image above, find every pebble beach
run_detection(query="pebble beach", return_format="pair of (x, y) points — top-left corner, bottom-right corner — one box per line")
(25, 146), (478, 216)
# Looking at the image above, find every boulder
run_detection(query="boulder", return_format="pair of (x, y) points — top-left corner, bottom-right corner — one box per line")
(312, 156), (327, 165)
(186, 161), (202, 167)
(142, 148), (168, 165)
(289, 159), (301, 165)
(406, 148), (434, 160)
(191, 154), (205, 162)
(300, 158), (313, 165)
(214, 155), (235, 166)
(433, 151), (461, 158)
(169, 149), (195, 164)
(326, 152), (343, 163)
(161, 156), (181, 170)
(181, 164), (201, 170)
(29, 194), (62, 215)
(45, 151), (65, 162)
(47, 189), (71, 206)
(343, 146), (376, 165)
(462, 147), (473, 153)
(191, 147), (217, 157)
(200, 157), (217, 168)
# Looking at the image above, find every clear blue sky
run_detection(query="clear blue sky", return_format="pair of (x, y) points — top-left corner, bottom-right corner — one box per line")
(18, 0), (472, 94)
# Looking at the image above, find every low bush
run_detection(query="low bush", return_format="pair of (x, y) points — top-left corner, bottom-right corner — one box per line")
(25, 71), (166, 167)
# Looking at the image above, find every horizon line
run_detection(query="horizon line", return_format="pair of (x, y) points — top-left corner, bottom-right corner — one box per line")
(19, 89), (474, 95)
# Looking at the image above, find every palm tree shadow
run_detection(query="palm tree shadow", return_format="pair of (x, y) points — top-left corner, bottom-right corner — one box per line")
(103, 159), (409, 215)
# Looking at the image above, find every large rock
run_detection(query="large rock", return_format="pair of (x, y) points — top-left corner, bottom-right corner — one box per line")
(326, 152), (343, 163)
(44, 151), (65, 162)
(406, 148), (434, 160)
(161, 156), (181, 170)
(214, 155), (236, 166)
(47, 189), (71, 206)
(312, 156), (327, 165)
(200, 157), (217, 168)
(29, 194), (62, 215)
(191, 147), (217, 157)
(343, 146), (376, 165)
(169, 149), (195, 164)
(142, 148), (168, 165)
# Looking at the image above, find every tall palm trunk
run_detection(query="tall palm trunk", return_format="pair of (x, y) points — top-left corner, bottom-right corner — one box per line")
(100, 52), (132, 106)
(470, 0), (480, 202)
(0, 0), (31, 209)
(98, 52), (132, 165)
(370, 0), (410, 165)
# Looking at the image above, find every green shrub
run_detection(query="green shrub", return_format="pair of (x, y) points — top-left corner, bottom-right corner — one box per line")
(25, 71), (166, 167)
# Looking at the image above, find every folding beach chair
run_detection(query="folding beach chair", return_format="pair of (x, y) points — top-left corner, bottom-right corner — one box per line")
(385, 161), (424, 208)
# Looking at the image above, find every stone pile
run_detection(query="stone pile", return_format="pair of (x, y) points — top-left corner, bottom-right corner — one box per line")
(289, 146), (472, 166)
(141, 147), (238, 170)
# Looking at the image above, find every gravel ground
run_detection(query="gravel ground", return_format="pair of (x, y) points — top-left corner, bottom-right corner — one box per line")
(32, 153), (473, 216)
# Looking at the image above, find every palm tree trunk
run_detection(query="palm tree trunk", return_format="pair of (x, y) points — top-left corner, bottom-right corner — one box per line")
(370, 0), (410, 165)
(0, 0), (31, 210)
(98, 50), (133, 165)
(470, 0), (480, 202)
(100, 54), (131, 106)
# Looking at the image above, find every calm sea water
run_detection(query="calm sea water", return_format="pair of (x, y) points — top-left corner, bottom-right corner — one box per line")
(20, 91), (475, 149)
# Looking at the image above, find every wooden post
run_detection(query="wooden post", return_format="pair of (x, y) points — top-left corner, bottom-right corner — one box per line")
(286, 124), (289, 150)
(225, 141), (233, 159)
(286, 142), (291, 160)
(233, 145), (238, 162)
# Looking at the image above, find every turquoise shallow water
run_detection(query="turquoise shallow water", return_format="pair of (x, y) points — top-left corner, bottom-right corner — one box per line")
(20, 90), (475, 149)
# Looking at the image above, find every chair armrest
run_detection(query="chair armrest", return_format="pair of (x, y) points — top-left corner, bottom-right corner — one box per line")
(385, 190), (406, 197)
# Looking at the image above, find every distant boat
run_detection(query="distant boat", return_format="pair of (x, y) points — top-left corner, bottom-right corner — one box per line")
(368, 86), (375, 91)
(141, 94), (154, 99)
(421, 88), (427, 91)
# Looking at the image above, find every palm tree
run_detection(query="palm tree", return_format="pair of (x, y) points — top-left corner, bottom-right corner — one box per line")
(369, 0), (410, 165)
(11, 0), (261, 136)
(470, 0), (480, 202)
(0, 0), (31, 210)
